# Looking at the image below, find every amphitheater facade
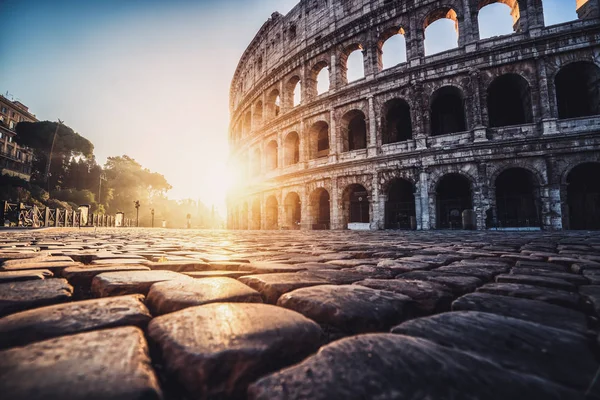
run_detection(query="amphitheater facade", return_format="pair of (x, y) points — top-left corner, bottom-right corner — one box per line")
(227, 0), (600, 231)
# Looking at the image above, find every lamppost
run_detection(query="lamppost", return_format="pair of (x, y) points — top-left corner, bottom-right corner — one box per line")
(151, 208), (155, 228)
(98, 173), (106, 205)
(46, 119), (62, 193)
(134, 200), (140, 227)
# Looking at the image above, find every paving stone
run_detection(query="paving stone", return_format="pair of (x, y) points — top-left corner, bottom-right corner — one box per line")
(184, 270), (254, 279)
(0, 278), (73, 317)
(579, 286), (600, 317)
(0, 294), (152, 349)
(343, 265), (396, 279)
(239, 273), (329, 303)
(355, 278), (453, 314)
(0, 326), (162, 400)
(452, 292), (589, 333)
(148, 303), (321, 399)
(244, 262), (309, 273)
(63, 265), (151, 295)
(376, 259), (433, 272)
(1, 255), (74, 266)
(0, 269), (53, 283)
(583, 270), (600, 285)
(496, 274), (577, 291)
(0, 252), (48, 263)
(515, 260), (568, 272)
(0, 260), (83, 275)
(146, 277), (262, 315)
(91, 270), (189, 297)
(248, 333), (579, 400)
(300, 269), (384, 284)
(399, 270), (482, 295)
(391, 311), (597, 390)
(509, 267), (589, 285)
(477, 282), (582, 309)
(145, 260), (211, 272)
(90, 258), (149, 265)
(325, 259), (378, 267)
(278, 284), (413, 335)
(435, 263), (509, 281)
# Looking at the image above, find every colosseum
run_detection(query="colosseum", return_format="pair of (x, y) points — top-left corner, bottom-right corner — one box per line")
(227, 0), (600, 231)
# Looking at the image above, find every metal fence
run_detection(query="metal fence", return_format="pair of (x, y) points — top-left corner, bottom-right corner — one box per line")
(1, 201), (133, 228)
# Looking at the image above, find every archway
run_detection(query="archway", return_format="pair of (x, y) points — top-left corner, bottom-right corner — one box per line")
(265, 141), (278, 171)
(424, 7), (459, 55)
(343, 44), (365, 83)
(265, 196), (279, 230)
(379, 28), (407, 69)
(555, 62), (600, 119)
(309, 121), (329, 159)
(254, 100), (263, 127)
(310, 188), (331, 230)
(382, 99), (412, 144)
(478, 1), (519, 39)
(495, 168), (541, 228)
(430, 86), (466, 136)
(284, 192), (301, 229)
(343, 184), (370, 228)
(385, 179), (416, 229)
(342, 110), (367, 151)
(240, 202), (248, 230)
(311, 61), (330, 96)
(251, 199), (261, 230)
(284, 132), (300, 166)
(487, 73), (533, 127)
(267, 89), (281, 119)
(436, 174), (473, 229)
(567, 163), (600, 230)
(286, 76), (301, 109)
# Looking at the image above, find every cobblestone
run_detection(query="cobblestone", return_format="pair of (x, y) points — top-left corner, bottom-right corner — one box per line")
(0, 228), (599, 398)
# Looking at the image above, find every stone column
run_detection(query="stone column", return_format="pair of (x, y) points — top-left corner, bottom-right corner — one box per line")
(408, 14), (424, 65)
(371, 174), (383, 230)
(331, 176), (341, 229)
(367, 95), (378, 157)
(329, 109), (339, 162)
(277, 132), (283, 169)
(527, 0), (545, 37)
(300, 119), (308, 166)
(544, 157), (563, 230)
(363, 41), (378, 80)
(413, 81), (428, 150)
(536, 58), (558, 135)
(417, 169), (430, 230)
(300, 189), (309, 230)
(470, 69), (488, 142)
(461, 0), (478, 49)
(330, 52), (338, 90)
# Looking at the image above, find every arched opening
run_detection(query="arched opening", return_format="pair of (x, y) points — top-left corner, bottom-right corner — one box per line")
(343, 184), (370, 227)
(379, 28), (407, 70)
(254, 100), (263, 126)
(555, 62), (600, 119)
(478, 1), (519, 39)
(251, 148), (261, 176)
(487, 73), (533, 127)
(309, 121), (330, 159)
(436, 174), (473, 229)
(287, 76), (302, 108)
(342, 110), (367, 152)
(567, 162), (600, 230)
(240, 202), (248, 230)
(284, 192), (301, 229)
(382, 99), (412, 144)
(267, 89), (281, 119)
(543, 0), (578, 26)
(430, 86), (466, 136)
(251, 199), (261, 230)
(243, 110), (252, 136)
(265, 140), (278, 171)
(343, 44), (365, 83)
(385, 179), (416, 229)
(424, 8), (459, 55)
(284, 131), (300, 166)
(495, 168), (541, 228)
(312, 62), (330, 96)
(310, 188), (331, 230)
(265, 196), (279, 230)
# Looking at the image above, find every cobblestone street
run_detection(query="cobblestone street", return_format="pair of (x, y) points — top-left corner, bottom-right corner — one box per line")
(1, 228), (599, 399)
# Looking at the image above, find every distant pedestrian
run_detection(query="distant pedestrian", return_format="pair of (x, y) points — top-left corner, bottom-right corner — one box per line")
(186, 213), (191, 229)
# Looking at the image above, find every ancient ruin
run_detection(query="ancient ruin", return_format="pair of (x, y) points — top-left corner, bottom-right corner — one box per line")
(227, 0), (600, 231)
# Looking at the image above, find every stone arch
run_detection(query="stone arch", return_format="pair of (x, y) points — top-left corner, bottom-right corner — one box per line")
(494, 167), (542, 228)
(566, 162), (600, 230)
(309, 60), (330, 97)
(265, 195), (279, 230)
(488, 162), (547, 189)
(487, 73), (533, 127)
(309, 188), (331, 230)
(434, 172), (475, 229)
(243, 110), (252, 136)
(430, 85), (467, 136)
(265, 140), (278, 171)
(284, 192), (302, 229)
(341, 43), (365, 84)
(554, 61), (600, 119)
(476, 0), (521, 39)
(385, 178), (417, 229)
(283, 131), (300, 166)
(286, 75), (302, 108)
(266, 88), (281, 120)
(308, 121), (330, 159)
(377, 26), (407, 70)
(381, 98), (413, 144)
(251, 198), (261, 230)
(254, 100), (263, 127)
(423, 7), (460, 55)
(341, 109), (368, 152)
(341, 183), (370, 228)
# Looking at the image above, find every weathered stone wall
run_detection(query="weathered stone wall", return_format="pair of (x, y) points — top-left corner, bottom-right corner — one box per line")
(227, 0), (600, 231)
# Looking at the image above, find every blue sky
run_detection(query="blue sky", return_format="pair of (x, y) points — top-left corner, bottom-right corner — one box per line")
(0, 0), (577, 212)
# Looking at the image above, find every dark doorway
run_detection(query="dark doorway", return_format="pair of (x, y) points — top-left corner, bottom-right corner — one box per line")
(567, 163), (600, 230)
(431, 86), (466, 136)
(436, 174), (472, 229)
(284, 192), (301, 229)
(555, 62), (600, 119)
(385, 179), (416, 229)
(383, 99), (412, 144)
(487, 74), (533, 127)
(343, 111), (367, 151)
(495, 168), (540, 228)
(251, 199), (261, 230)
(265, 196), (278, 229)
(311, 189), (330, 230)
(345, 184), (369, 224)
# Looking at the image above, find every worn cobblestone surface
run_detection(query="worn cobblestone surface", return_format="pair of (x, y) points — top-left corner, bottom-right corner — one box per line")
(1, 228), (600, 399)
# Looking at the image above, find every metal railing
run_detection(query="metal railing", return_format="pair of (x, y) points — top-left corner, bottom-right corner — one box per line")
(1, 201), (133, 228)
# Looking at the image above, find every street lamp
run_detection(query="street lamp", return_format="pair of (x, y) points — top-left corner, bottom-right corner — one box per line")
(151, 208), (155, 228)
(98, 173), (106, 205)
(134, 200), (140, 227)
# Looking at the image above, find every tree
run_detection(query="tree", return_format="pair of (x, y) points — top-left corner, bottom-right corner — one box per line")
(14, 121), (94, 190)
